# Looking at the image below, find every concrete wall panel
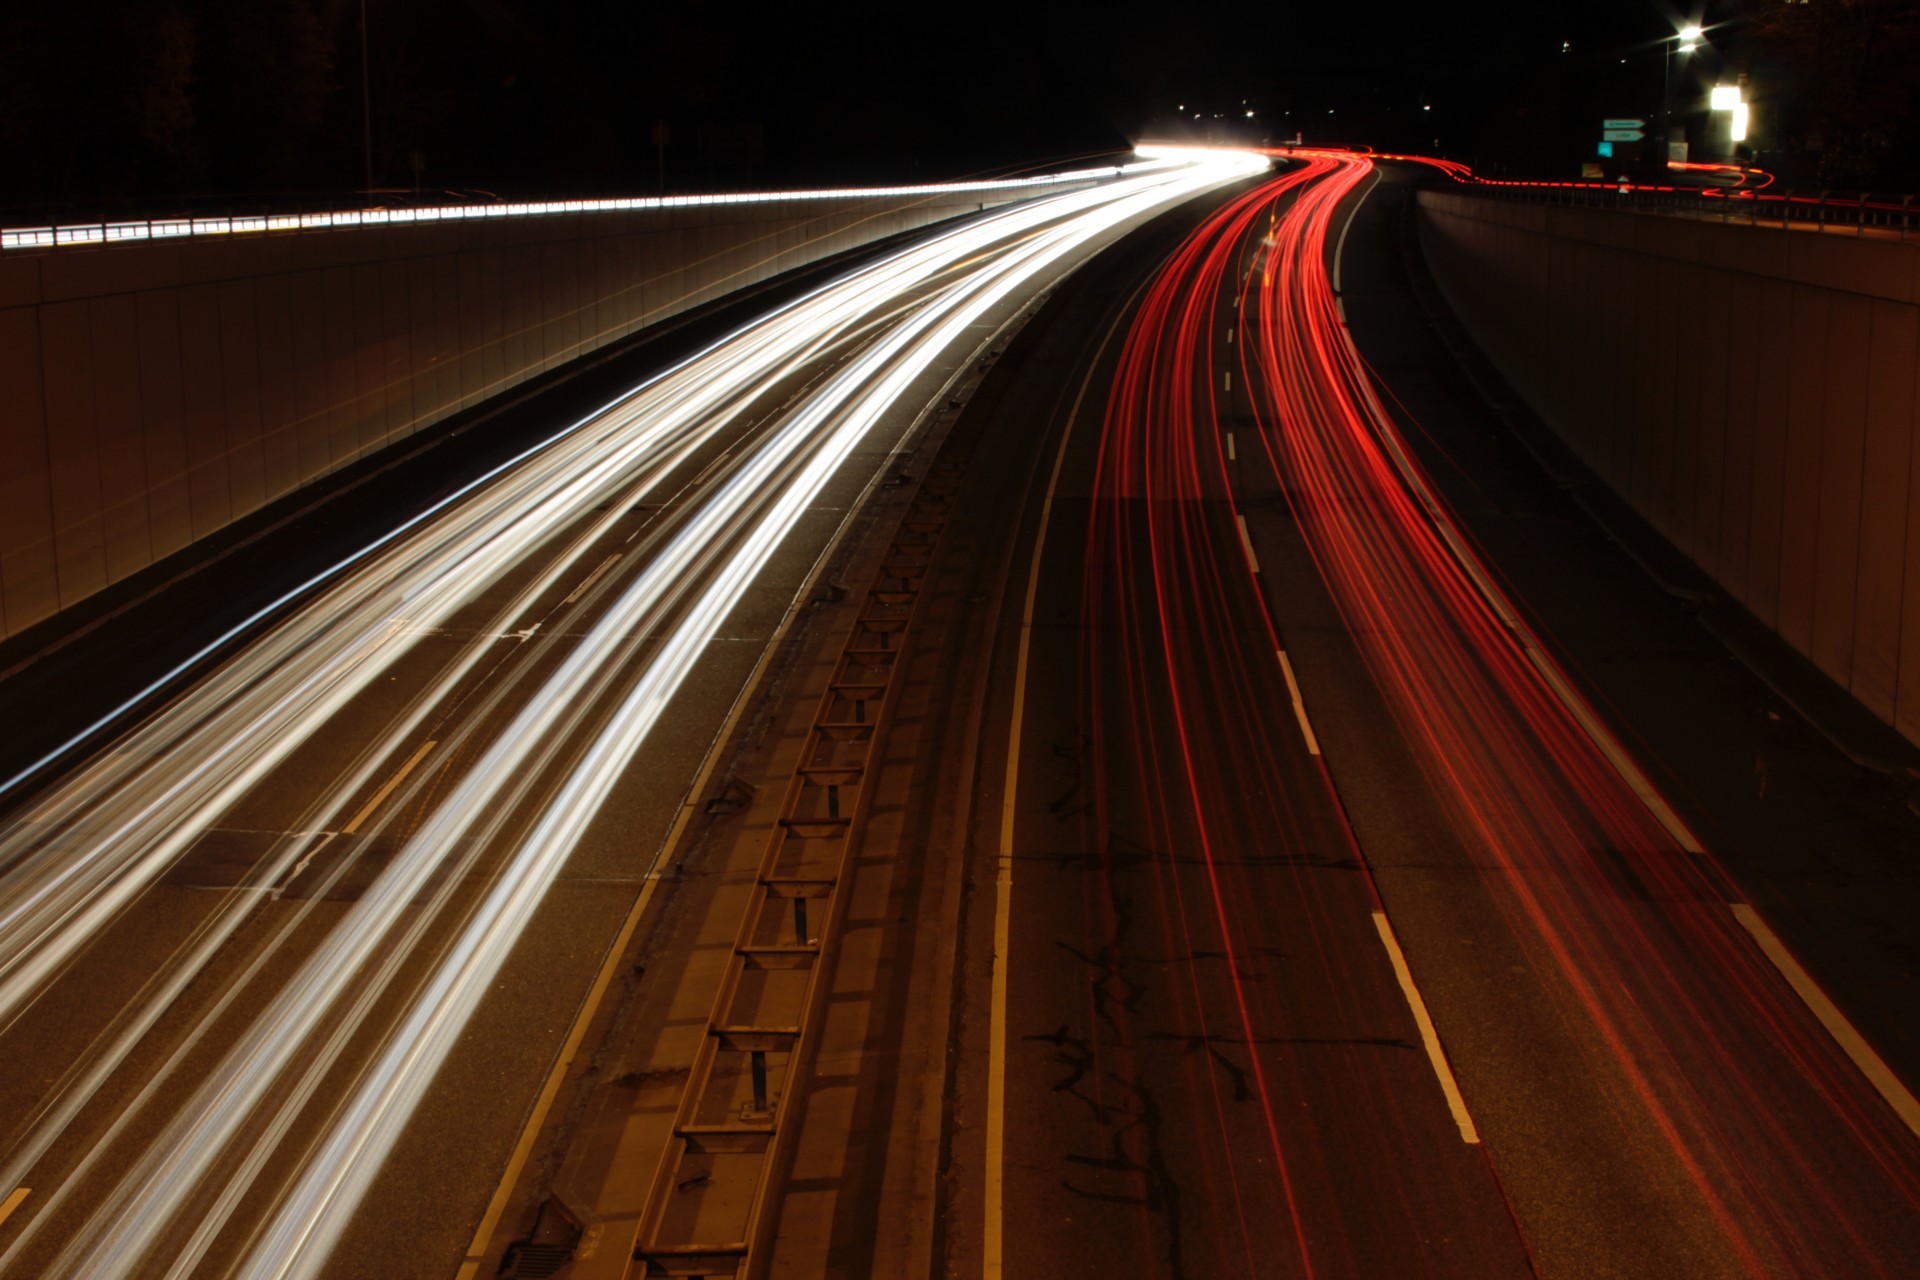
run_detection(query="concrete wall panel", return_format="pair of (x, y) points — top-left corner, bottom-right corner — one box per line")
(1718, 274), (1762, 606)
(218, 280), (266, 523)
(1692, 270), (1732, 575)
(91, 295), (152, 583)
(0, 309), (57, 634)
(1776, 286), (1832, 654)
(1854, 300), (1917, 721)
(0, 184), (1064, 640)
(320, 266), (360, 467)
(403, 257), (443, 436)
(1422, 189), (1920, 745)
(379, 259), (415, 440)
(429, 254), (462, 424)
(351, 262), (390, 457)
(456, 253), (487, 410)
(1810, 294), (1872, 685)
(1747, 277), (1795, 625)
(288, 272), (333, 483)
(177, 284), (232, 541)
(135, 291), (193, 563)
(1902, 358), (1920, 741)
(558, 239), (585, 369)
(0, 258), (42, 310)
(538, 241), (566, 373)
(41, 301), (107, 607)
(252, 275), (300, 505)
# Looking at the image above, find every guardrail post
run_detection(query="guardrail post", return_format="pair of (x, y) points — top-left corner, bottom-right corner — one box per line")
(1903, 195), (1913, 243)
(1858, 192), (1868, 236)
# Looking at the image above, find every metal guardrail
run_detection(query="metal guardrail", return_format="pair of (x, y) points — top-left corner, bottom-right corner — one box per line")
(1453, 180), (1919, 241)
(626, 453), (963, 1278)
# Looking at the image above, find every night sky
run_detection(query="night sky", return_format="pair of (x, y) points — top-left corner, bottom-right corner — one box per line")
(1, 1), (1913, 220)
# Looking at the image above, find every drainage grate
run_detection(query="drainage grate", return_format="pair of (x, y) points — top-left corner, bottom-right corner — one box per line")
(500, 1242), (574, 1279)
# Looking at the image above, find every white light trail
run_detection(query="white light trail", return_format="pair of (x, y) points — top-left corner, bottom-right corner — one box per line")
(0, 146), (1265, 1277)
(0, 157), (1179, 252)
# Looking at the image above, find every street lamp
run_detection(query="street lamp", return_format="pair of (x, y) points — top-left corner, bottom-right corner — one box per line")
(1659, 24), (1705, 168)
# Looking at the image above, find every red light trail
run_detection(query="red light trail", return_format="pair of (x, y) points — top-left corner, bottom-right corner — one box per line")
(1079, 150), (1920, 1274)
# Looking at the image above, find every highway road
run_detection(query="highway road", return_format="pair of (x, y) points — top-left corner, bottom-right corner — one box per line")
(483, 149), (1920, 1280)
(0, 147), (1266, 1279)
(8, 144), (1919, 1280)
(950, 153), (1920, 1278)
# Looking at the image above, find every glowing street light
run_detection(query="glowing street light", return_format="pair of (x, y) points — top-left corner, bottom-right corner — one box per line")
(1660, 23), (1706, 166)
(1710, 84), (1749, 147)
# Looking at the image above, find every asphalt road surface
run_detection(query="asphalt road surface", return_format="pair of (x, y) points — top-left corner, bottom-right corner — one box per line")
(0, 150), (1264, 1280)
(7, 147), (1919, 1280)
(940, 154), (1920, 1280)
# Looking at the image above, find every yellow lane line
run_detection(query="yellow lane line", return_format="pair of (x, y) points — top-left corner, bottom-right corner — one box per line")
(455, 872), (665, 1280)
(1275, 650), (1321, 756)
(340, 739), (438, 835)
(0, 1187), (29, 1232)
(988, 286), (1142, 1277)
(457, 362), (921, 1272)
(563, 553), (622, 605)
(1372, 912), (1480, 1143)
(1730, 904), (1920, 1140)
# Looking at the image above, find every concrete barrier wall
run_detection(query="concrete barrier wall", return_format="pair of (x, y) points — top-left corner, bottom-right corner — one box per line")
(0, 186), (1051, 641)
(1418, 190), (1920, 744)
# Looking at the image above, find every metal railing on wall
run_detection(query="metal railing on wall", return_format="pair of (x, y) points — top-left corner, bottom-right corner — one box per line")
(0, 164), (1142, 255)
(1442, 180), (1918, 241)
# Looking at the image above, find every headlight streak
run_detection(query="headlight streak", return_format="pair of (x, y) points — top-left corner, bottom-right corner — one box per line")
(0, 146), (1265, 1277)
(232, 149), (1266, 1280)
(0, 158), (1210, 1033)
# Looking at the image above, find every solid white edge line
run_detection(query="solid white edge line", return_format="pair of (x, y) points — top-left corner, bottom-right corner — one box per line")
(455, 287), (1052, 1280)
(1330, 168), (1383, 294)
(988, 267), (1160, 1278)
(1275, 650), (1321, 756)
(1323, 161), (1920, 1161)
(1327, 162), (1708, 858)
(1729, 904), (1920, 1140)
(1372, 912), (1480, 1143)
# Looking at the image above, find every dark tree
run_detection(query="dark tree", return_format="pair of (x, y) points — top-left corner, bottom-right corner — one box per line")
(1737, 0), (1920, 186)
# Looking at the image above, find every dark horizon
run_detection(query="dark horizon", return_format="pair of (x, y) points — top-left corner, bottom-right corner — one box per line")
(3, 1), (1916, 223)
